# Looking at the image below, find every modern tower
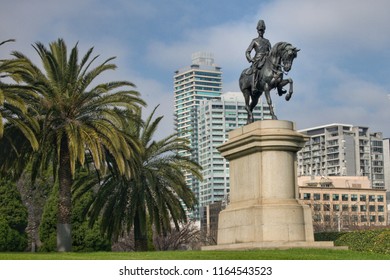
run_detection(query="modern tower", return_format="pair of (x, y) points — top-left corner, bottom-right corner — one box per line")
(174, 52), (222, 219)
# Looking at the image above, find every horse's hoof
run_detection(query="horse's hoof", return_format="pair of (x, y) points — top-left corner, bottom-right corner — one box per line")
(285, 93), (292, 101)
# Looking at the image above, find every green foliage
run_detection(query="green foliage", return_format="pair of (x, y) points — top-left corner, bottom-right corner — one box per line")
(314, 231), (347, 241)
(39, 184), (111, 252)
(38, 184), (58, 252)
(72, 191), (111, 252)
(0, 179), (28, 251)
(334, 228), (390, 254)
(0, 218), (28, 251)
(82, 108), (201, 251)
(2, 38), (146, 251)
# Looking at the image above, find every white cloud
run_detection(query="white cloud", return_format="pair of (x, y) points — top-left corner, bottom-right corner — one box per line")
(148, 0), (390, 135)
(1, 0), (390, 138)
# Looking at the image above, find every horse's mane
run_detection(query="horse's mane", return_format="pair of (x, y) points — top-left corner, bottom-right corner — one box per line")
(269, 42), (292, 57)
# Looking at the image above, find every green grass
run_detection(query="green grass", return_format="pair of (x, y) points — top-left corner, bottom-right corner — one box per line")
(1, 249), (389, 260)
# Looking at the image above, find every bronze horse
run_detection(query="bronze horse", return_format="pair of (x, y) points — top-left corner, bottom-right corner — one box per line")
(239, 42), (300, 123)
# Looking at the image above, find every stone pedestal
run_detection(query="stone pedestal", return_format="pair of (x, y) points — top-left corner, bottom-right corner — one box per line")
(203, 120), (334, 250)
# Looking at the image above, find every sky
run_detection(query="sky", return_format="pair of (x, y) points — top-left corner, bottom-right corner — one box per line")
(1, 0), (390, 139)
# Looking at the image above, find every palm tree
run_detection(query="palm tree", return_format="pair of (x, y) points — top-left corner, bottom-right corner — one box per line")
(1, 39), (146, 251)
(0, 39), (39, 151)
(77, 108), (202, 251)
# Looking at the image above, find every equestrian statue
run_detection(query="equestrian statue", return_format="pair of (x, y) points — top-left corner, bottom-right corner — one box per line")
(239, 19), (300, 123)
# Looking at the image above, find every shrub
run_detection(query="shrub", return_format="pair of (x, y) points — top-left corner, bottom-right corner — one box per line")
(314, 231), (347, 242)
(39, 185), (111, 252)
(0, 179), (28, 251)
(334, 228), (390, 254)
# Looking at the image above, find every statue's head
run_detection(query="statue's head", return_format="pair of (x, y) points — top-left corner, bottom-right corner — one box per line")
(257, 20), (266, 31)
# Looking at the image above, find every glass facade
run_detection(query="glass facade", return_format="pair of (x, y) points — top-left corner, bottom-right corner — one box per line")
(174, 53), (222, 220)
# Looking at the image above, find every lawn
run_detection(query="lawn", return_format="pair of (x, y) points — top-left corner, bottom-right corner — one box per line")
(1, 248), (389, 260)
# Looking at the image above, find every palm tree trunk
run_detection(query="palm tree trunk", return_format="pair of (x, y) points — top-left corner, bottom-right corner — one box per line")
(134, 212), (148, 251)
(57, 136), (72, 252)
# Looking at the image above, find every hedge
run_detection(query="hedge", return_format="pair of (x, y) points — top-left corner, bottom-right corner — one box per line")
(315, 229), (390, 255)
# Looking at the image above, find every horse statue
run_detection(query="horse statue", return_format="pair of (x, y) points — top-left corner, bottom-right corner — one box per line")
(239, 42), (300, 123)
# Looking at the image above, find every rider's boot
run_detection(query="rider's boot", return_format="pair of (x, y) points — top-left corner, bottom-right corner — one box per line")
(251, 73), (258, 95)
(277, 86), (287, 96)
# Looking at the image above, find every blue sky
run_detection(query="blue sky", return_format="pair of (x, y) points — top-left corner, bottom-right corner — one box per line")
(1, 0), (390, 138)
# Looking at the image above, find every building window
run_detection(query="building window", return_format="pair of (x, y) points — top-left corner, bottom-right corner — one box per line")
(352, 215), (358, 223)
(360, 205), (367, 212)
(351, 205), (358, 212)
(369, 205), (376, 212)
(370, 215), (376, 222)
(323, 193), (330, 201)
(378, 205), (384, 212)
(313, 193), (321, 200)
(377, 195), (384, 202)
(369, 195), (376, 202)
(360, 195), (366, 202)
(332, 194), (339, 201)
(342, 204), (349, 211)
(378, 216), (385, 222)
(351, 194), (358, 201)
(303, 193), (311, 200)
(342, 194), (349, 201)
(361, 215), (367, 222)
(333, 204), (340, 211)
(313, 204), (321, 211)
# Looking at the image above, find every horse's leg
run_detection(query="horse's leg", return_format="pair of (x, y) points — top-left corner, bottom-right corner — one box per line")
(278, 78), (293, 101)
(285, 78), (293, 101)
(249, 93), (260, 123)
(265, 83), (277, 120)
(243, 88), (253, 124)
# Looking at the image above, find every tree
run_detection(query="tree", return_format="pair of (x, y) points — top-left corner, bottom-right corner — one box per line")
(78, 108), (202, 251)
(0, 39), (39, 155)
(1, 39), (145, 251)
(0, 178), (28, 251)
(39, 182), (111, 252)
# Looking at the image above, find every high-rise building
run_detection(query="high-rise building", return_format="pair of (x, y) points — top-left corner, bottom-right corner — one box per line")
(197, 92), (272, 207)
(298, 124), (385, 189)
(174, 52), (222, 219)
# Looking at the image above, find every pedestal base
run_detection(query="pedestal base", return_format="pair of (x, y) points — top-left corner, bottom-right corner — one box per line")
(202, 120), (339, 251)
(202, 241), (337, 251)
(217, 200), (314, 245)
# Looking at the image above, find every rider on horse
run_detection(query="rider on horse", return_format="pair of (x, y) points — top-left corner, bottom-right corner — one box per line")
(245, 20), (286, 96)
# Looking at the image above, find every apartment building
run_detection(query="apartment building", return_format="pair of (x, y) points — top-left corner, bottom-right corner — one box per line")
(174, 52), (222, 219)
(298, 124), (385, 189)
(298, 176), (387, 232)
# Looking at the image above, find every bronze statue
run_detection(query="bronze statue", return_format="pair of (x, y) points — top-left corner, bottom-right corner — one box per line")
(240, 20), (300, 123)
(245, 20), (271, 94)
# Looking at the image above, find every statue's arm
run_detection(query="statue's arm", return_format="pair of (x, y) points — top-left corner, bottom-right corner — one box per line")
(266, 40), (271, 52)
(245, 39), (255, 63)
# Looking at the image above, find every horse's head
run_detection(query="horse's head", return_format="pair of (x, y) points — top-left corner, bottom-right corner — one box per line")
(281, 44), (300, 72)
(269, 42), (300, 73)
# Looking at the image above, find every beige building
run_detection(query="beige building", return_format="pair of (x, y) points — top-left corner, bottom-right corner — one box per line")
(298, 176), (388, 232)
